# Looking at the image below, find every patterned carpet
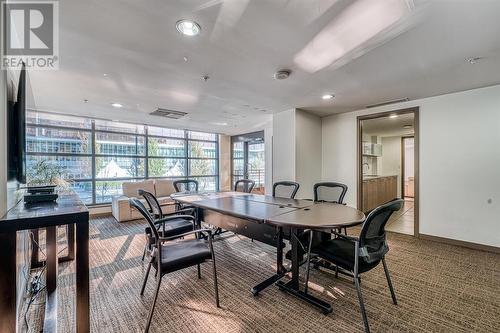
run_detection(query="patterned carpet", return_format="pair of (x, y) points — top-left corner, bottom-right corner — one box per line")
(33, 215), (500, 332)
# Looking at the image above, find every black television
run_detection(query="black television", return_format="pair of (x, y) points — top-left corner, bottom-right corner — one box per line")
(7, 64), (27, 184)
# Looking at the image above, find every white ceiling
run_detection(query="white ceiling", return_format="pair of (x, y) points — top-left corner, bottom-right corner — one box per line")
(27, 0), (500, 135)
(362, 113), (414, 137)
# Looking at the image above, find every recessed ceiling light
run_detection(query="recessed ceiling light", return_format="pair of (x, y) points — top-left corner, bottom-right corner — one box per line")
(183, 56), (188, 62)
(111, 103), (123, 108)
(103, 73), (108, 77)
(211, 122), (228, 126)
(322, 94), (334, 100)
(176, 19), (201, 37)
(389, 114), (398, 119)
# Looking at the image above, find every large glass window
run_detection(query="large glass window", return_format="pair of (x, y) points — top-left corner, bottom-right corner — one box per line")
(26, 111), (220, 205)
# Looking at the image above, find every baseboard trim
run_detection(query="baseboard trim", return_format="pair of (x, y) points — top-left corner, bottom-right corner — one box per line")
(420, 234), (500, 254)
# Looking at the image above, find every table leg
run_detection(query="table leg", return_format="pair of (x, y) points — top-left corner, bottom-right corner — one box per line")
(276, 227), (286, 275)
(291, 228), (300, 289)
(44, 226), (58, 333)
(251, 227), (288, 295)
(66, 224), (75, 260)
(276, 228), (333, 314)
(76, 219), (90, 333)
(0, 232), (16, 333)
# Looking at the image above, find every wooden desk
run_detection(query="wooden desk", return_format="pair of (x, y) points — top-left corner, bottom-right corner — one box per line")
(0, 191), (90, 333)
(173, 192), (365, 313)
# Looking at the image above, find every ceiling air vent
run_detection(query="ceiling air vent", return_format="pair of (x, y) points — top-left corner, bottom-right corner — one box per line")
(366, 98), (409, 109)
(150, 108), (188, 119)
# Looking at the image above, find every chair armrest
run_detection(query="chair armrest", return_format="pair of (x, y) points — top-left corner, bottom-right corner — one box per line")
(159, 228), (213, 242)
(154, 215), (196, 230)
(176, 204), (198, 211)
(155, 214), (195, 223)
(172, 207), (196, 215)
(331, 230), (359, 242)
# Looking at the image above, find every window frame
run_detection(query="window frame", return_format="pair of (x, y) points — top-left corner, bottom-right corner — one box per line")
(26, 111), (220, 205)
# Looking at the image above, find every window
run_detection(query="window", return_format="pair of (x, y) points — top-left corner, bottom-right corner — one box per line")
(26, 111), (220, 205)
(231, 131), (265, 193)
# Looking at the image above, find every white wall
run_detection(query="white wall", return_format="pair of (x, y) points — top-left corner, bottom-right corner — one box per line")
(295, 109), (322, 199)
(264, 122), (273, 195)
(322, 84), (500, 247)
(218, 134), (232, 191)
(272, 109), (296, 181)
(272, 109), (323, 199)
(0, 70), (7, 216)
(381, 136), (402, 198)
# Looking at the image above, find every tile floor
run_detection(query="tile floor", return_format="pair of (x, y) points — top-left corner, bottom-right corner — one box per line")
(386, 198), (414, 235)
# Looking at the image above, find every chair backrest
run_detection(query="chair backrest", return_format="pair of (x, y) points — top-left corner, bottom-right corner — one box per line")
(234, 179), (255, 193)
(138, 189), (163, 219)
(273, 181), (300, 199)
(358, 199), (404, 263)
(173, 179), (199, 192)
(313, 182), (348, 204)
(129, 198), (159, 241)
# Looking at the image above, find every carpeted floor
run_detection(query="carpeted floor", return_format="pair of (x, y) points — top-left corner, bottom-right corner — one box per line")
(38, 216), (500, 332)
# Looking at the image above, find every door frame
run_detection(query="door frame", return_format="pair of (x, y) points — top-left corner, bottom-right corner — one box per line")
(230, 131), (265, 189)
(356, 107), (420, 237)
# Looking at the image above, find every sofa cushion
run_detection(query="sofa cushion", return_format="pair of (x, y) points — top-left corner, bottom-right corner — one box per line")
(155, 179), (176, 197)
(123, 180), (155, 198)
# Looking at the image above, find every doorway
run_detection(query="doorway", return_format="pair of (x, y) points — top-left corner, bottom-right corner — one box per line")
(357, 108), (419, 236)
(231, 131), (265, 193)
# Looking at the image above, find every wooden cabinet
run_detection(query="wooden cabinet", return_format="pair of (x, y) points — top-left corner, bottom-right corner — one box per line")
(362, 176), (398, 212)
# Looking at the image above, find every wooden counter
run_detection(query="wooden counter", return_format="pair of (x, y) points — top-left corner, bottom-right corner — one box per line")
(362, 175), (398, 212)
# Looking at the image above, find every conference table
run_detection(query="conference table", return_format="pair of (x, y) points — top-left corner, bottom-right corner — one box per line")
(172, 191), (365, 313)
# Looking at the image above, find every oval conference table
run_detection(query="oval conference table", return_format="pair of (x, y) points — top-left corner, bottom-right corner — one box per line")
(171, 191), (365, 314)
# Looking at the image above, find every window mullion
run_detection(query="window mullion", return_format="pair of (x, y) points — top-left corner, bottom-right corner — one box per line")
(184, 130), (189, 179)
(145, 126), (149, 179)
(91, 120), (96, 205)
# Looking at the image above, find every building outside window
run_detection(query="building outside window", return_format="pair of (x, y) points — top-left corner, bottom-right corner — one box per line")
(231, 131), (265, 193)
(26, 111), (220, 205)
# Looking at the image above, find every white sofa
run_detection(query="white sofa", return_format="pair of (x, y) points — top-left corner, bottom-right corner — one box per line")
(112, 179), (177, 222)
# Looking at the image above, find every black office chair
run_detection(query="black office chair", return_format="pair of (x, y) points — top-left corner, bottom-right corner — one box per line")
(314, 182), (349, 235)
(314, 182), (348, 203)
(173, 179), (199, 211)
(304, 199), (403, 333)
(273, 181), (300, 199)
(173, 179), (199, 193)
(234, 179), (255, 193)
(139, 189), (196, 261)
(129, 198), (220, 333)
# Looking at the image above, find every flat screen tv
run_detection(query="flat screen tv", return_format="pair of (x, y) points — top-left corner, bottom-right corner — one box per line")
(7, 64), (27, 184)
